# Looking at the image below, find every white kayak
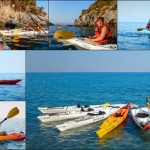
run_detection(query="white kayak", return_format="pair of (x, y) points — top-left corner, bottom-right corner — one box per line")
(138, 29), (150, 34)
(56, 104), (125, 132)
(38, 103), (119, 114)
(66, 37), (117, 50)
(38, 104), (103, 114)
(0, 37), (10, 50)
(0, 29), (48, 37)
(37, 104), (124, 122)
(131, 105), (150, 133)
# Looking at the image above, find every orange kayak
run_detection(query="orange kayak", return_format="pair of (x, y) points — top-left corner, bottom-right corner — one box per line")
(96, 103), (130, 138)
(0, 133), (26, 142)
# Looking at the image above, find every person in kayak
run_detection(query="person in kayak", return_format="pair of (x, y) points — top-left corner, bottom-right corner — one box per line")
(0, 131), (7, 136)
(36, 22), (47, 34)
(146, 97), (150, 108)
(146, 20), (150, 30)
(85, 17), (112, 44)
(23, 23), (35, 31)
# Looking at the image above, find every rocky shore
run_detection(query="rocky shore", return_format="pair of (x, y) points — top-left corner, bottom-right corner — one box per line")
(74, 0), (117, 36)
(0, 1), (48, 28)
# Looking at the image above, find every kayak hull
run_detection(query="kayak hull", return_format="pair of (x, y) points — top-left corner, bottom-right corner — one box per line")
(66, 38), (117, 50)
(0, 79), (22, 85)
(131, 105), (150, 133)
(96, 103), (130, 138)
(56, 104), (126, 131)
(0, 133), (26, 142)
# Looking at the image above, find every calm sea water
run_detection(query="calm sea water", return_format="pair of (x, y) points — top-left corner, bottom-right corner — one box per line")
(118, 22), (150, 50)
(26, 73), (150, 149)
(49, 26), (94, 50)
(0, 73), (25, 100)
(0, 119), (25, 149)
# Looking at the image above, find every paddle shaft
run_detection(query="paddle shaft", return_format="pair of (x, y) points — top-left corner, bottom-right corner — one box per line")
(0, 118), (7, 124)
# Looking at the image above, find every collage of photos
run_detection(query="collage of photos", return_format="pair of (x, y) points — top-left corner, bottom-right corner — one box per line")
(0, 0), (150, 150)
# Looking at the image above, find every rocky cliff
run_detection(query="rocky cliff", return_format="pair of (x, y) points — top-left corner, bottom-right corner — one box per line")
(74, 0), (117, 35)
(0, 0), (48, 28)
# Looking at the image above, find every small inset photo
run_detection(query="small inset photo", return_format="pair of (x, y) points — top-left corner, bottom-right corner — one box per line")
(49, 0), (117, 50)
(0, 51), (25, 100)
(0, 101), (26, 149)
(118, 1), (150, 50)
(0, 0), (49, 50)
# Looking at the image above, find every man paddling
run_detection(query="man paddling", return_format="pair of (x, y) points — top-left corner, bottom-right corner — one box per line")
(36, 22), (47, 34)
(85, 17), (112, 44)
(146, 97), (150, 108)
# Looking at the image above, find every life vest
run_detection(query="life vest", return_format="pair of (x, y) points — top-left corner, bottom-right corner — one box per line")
(147, 24), (150, 29)
(94, 24), (112, 44)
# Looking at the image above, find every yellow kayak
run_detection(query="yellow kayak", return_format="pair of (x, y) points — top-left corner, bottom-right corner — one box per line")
(96, 103), (130, 138)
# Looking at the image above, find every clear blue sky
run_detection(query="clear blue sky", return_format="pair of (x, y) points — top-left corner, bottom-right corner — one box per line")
(26, 51), (150, 73)
(49, 1), (94, 25)
(0, 51), (25, 73)
(37, 0), (48, 13)
(118, 1), (150, 22)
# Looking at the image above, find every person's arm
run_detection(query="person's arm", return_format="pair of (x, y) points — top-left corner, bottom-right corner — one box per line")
(90, 26), (107, 42)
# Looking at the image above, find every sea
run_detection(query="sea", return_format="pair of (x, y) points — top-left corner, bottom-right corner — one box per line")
(0, 119), (25, 149)
(0, 73), (25, 100)
(26, 72), (150, 149)
(118, 22), (150, 50)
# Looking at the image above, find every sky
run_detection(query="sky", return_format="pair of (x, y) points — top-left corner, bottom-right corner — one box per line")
(26, 51), (150, 73)
(118, 1), (150, 22)
(37, 0), (48, 13)
(0, 51), (25, 73)
(49, 1), (94, 25)
(0, 101), (25, 119)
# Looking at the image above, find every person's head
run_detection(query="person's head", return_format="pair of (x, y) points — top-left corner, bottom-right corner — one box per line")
(96, 17), (104, 27)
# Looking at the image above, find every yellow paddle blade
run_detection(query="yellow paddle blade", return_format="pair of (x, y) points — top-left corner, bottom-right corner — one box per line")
(54, 30), (76, 40)
(13, 29), (22, 34)
(102, 103), (110, 107)
(7, 107), (19, 119)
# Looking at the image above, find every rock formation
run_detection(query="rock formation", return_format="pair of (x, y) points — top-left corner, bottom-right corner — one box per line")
(0, 0), (49, 28)
(74, 0), (117, 36)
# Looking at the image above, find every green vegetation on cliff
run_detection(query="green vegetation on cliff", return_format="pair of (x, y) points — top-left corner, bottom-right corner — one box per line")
(0, 0), (46, 16)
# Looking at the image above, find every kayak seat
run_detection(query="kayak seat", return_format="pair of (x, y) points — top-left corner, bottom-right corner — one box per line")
(115, 113), (122, 117)
(135, 113), (149, 118)
(84, 105), (90, 108)
(87, 108), (94, 111)
(99, 111), (105, 115)
(88, 113), (99, 116)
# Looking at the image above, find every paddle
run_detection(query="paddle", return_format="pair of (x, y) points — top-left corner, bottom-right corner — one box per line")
(28, 14), (47, 34)
(54, 30), (76, 40)
(0, 107), (19, 125)
(137, 28), (146, 31)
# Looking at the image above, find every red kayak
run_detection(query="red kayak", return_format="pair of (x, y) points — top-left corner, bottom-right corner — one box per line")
(0, 79), (22, 85)
(0, 132), (26, 142)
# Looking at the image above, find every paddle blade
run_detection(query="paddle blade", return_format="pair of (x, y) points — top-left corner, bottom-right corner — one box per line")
(13, 29), (22, 34)
(54, 30), (76, 40)
(102, 103), (110, 107)
(7, 107), (19, 119)
(137, 28), (145, 31)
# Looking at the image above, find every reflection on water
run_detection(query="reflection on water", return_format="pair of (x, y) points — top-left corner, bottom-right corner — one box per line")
(3, 35), (49, 50)
(99, 120), (126, 145)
